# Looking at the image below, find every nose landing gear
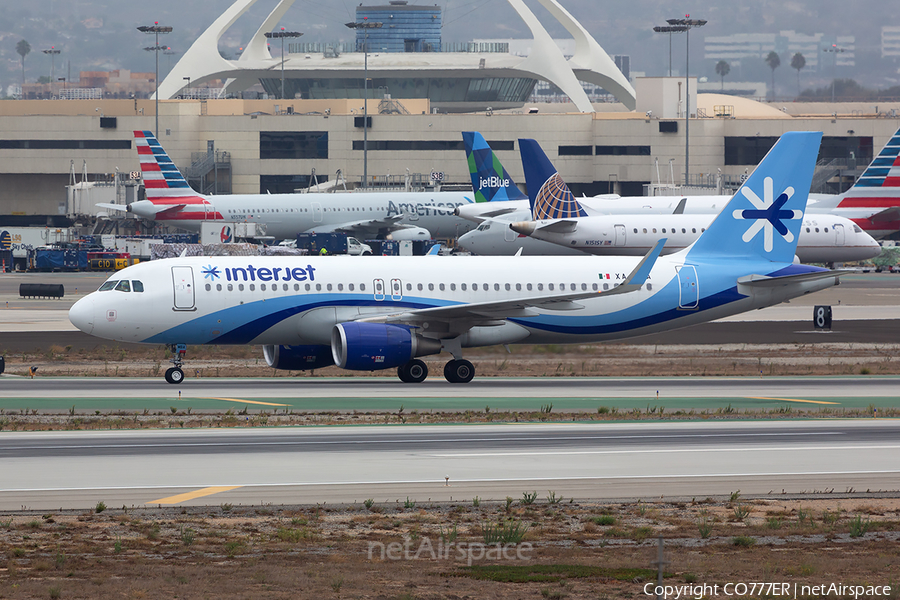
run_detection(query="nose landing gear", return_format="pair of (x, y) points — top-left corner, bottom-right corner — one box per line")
(164, 343), (187, 384)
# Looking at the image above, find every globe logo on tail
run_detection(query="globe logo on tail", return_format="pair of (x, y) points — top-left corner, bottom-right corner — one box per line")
(534, 173), (588, 220)
(732, 176), (802, 252)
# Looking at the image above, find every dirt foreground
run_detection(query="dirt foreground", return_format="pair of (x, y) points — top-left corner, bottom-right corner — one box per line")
(1, 495), (898, 600)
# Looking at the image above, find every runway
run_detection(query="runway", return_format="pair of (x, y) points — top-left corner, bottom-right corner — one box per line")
(2, 376), (899, 412)
(1, 421), (897, 511)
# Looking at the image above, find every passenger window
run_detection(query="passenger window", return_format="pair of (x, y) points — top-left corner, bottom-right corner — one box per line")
(652, 228), (657, 234)
(115, 280), (131, 292)
(692, 228), (696, 233)
(527, 283), (532, 291)
(216, 284), (222, 292)
(228, 284), (233, 292)
(633, 228), (638, 233)
(360, 284), (366, 291)
(581, 283), (587, 291)
(548, 283), (554, 291)
(326, 284), (332, 291)
(662, 228), (666, 233)
(603, 283), (609, 291)
(239, 284), (245, 291)
(537, 283), (544, 291)
(815, 228), (819, 233)
(647, 283), (653, 291)
(417, 283), (423, 291)
(643, 228), (648, 234)
(516, 283), (521, 291)
(294, 284), (299, 291)
(450, 283), (456, 291)
(249, 284), (255, 291)
(428, 283), (434, 291)
(99, 281), (117, 291)
(461, 283), (467, 291)
(681, 228), (686, 234)
(261, 284), (267, 291)
(504, 283), (510, 291)
(316, 284), (322, 291)
(305, 284), (311, 291)
(592, 283), (598, 291)
(571, 284), (576, 291)
(701, 228), (705, 233)
(205, 284), (211, 291)
(806, 227), (811, 233)
(824, 227), (829, 233)
(349, 284), (354, 291)
(132, 280), (144, 292)
(338, 283), (343, 291)
(406, 283), (412, 291)
(438, 283), (444, 291)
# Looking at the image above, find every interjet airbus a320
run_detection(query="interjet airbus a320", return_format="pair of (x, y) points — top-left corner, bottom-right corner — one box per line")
(70, 131), (843, 385)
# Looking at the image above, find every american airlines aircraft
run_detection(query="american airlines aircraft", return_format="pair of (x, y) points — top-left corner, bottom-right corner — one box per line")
(455, 128), (900, 239)
(101, 130), (526, 240)
(459, 139), (881, 264)
(70, 132), (842, 385)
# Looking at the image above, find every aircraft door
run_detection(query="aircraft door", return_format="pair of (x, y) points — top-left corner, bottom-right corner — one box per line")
(676, 265), (699, 310)
(373, 278), (385, 301)
(614, 224), (626, 246)
(834, 223), (845, 246)
(172, 266), (195, 310)
(391, 278), (403, 300)
(312, 203), (323, 223)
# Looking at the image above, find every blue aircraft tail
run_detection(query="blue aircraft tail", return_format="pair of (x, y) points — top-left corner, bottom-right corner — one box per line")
(687, 131), (823, 263)
(518, 138), (588, 220)
(462, 132), (527, 203)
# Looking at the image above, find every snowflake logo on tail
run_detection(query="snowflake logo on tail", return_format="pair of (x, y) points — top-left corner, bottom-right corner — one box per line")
(732, 176), (802, 252)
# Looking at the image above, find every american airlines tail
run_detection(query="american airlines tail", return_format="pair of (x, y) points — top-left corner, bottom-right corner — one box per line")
(462, 131), (528, 203)
(133, 130), (211, 217)
(518, 138), (588, 220)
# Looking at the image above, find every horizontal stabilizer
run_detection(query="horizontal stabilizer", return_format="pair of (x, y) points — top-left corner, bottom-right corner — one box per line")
(536, 220), (578, 234)
(96, 203), (128, 212)
(737, 270), (849, 288)
(870, 206), (900, 222)
(672, 198), (687, 215)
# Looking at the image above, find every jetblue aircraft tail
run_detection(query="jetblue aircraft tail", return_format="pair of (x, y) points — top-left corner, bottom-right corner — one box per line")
(518, 138), (589, 220)
(462, 131), (527, 203)
(687, 131), (822, 263)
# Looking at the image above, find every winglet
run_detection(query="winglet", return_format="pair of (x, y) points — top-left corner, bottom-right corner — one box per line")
(600, 238), (666, 297)
(672, 198), (687, 214)
(462, 132), (527, 203)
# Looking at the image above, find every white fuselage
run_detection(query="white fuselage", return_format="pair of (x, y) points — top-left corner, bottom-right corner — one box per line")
(129, 190), (478, 240)
(69, 253), (837, 352)
(459, 210), (881, 263)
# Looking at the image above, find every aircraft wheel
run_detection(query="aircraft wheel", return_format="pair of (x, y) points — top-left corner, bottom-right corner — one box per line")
(405, 359), (428, 383)
(165, 367), (185, 385)
(397, 364), (411, 383)
(444, 359), (474, 384)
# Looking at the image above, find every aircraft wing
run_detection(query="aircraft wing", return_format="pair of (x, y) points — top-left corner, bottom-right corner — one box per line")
(361, 239), (666, 326)
(311, 216), (405, 237)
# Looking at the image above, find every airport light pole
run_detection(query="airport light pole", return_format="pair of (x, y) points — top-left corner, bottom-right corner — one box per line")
(138, 23), (173, 139)
(345, 18), (383, 189)
(666, 17), (706, 186)
(42, 47), (60, 97)
(264, 28), (303, 100)
(823, 44), (845, 103)
(652, 25), (687, 77)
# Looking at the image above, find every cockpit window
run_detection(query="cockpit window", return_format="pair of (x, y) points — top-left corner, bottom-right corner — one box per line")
(853, 225), (862, 233)
(476, 222), (491, 231)
(133, 280), (144, 293)
(99, 281), (117, 291)
(114, 280), (131, 292)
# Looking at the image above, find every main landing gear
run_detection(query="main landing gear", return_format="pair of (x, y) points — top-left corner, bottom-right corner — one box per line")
(396, 358), (476, 383)
(164, 343), (187, 384)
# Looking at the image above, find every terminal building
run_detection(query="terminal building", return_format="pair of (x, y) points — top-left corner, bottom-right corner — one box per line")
(0, 0), (896, 239)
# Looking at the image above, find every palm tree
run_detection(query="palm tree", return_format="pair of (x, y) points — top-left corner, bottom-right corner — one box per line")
(765, 51), (781, 99)
(16, 39), (31, 95)
(791, 52), (806, 97)
(715, 60), (730, 90)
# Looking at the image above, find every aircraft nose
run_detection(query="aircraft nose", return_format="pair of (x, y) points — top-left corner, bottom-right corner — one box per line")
(68, 295), (94, 334)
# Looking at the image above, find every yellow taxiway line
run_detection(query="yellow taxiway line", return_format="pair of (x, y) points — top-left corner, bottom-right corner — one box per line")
(747, 396), (840, 405)
(204, 397), (289, 407)
(149, 486), (242, 505)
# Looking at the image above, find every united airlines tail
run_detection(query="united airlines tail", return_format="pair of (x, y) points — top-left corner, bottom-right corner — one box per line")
(518, 138), (588, 219)
(687, 131), (822, 263)
(462, 131), (527, 203)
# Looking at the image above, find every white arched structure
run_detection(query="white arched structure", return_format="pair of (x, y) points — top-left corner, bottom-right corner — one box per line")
(157, 0), (636, 112)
